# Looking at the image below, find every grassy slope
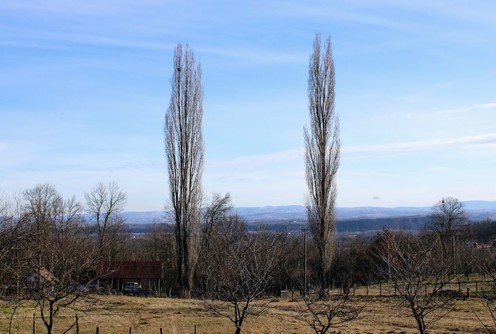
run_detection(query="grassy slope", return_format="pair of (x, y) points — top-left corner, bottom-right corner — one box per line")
(0, 294), (492, 333)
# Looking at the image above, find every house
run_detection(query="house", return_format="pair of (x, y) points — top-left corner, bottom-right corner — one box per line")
(96, 261), (162, 295)
(27, 267), (59, 285)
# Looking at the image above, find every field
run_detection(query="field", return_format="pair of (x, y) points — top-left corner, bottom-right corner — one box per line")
(1, 290), (495, 334)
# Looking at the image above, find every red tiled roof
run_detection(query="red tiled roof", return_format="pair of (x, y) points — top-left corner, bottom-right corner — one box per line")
(97, 261), (162, 279)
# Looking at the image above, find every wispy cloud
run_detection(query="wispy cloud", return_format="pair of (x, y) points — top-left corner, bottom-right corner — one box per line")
(344, 133), (496, 153)
(429, 166), (451, 173)
(207, 148), (304, 170)
(198, 46), (305, 65)
(382, 0), (496, 26)
(207, 132), (496, 171)
(436, 103), (496, 115)
(0, 0), (171, 16)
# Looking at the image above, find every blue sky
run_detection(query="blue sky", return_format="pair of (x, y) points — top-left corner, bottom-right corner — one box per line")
(1, 0), (495, 211)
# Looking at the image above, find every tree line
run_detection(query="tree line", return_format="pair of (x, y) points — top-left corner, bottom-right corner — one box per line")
(3, 184), (496, 334)
(0, 182), (127, 333)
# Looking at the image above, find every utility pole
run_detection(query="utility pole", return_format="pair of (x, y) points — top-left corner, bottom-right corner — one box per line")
(301, 228), (308, 297)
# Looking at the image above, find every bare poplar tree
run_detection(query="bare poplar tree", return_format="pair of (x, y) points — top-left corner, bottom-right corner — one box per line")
(304, 34), (340, 298)
(165, 43), (204, 298)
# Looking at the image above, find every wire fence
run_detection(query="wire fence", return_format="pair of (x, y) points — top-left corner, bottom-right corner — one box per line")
(336, 279), (496, 298)
(29, 313), (200, 334)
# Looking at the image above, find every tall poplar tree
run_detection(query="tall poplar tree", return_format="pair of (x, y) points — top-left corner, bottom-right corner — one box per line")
(304, 34), (340, 299)
(165, 44), (204, 298)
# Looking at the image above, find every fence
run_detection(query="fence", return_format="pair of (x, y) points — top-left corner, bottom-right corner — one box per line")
(28, 313), (200, 334)
(340, 279), (496, 298)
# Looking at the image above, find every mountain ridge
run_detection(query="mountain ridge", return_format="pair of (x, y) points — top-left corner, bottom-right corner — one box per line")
(120, 200), (496, 225)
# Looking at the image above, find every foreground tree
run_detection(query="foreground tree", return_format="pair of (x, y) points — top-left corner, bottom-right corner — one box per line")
(165, 43), (204, 298)
(301, 292), (362, 334)
(204, 216), (285, 334)
(23, 184), (64, 269)
(375, 231), (456, 334)
(304, 33), (340, 298)
(0, 194), (28, 296)
(473, 247), (496, 332)
(23, 185), (100, 334)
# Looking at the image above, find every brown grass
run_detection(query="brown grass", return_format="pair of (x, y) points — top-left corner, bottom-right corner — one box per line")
(0, 294), (493, 334)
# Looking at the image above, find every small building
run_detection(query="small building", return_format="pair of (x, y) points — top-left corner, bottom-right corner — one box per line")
(97, 261), (162, 295)
(27, 267), (59, 285)
(464, 241), (481, 249)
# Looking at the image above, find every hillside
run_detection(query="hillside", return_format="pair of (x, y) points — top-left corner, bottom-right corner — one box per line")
(121, 201), (496, 234)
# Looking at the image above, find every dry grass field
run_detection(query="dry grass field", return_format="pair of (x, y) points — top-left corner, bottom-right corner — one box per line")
(1, 292), (495, 334)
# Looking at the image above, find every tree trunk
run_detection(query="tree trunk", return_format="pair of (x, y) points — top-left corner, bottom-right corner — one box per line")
(414, 315), (426, 334)
(318, 260), (328, 299)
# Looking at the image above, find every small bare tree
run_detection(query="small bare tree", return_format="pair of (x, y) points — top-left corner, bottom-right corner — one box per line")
(301, 292), (362, 334)
(204, 216), (285, 334)
(202, 193), (231, 253)
(165, 43), (204, 298)
(0, 194), (31, 334)
(429, 197), (466, 274)
(304, 33), (340, 298)
(196, 193), (232, 294)
(473, 247), (496, 332)
(22, 185), (100, 334)
(23, 183), (64, 269)
(0, 194), (27, 290)
(85, 181), (127, 260)
(375, 231), (457, 334)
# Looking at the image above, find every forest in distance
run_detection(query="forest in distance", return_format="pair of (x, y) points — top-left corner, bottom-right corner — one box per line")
(123, 201), (496, 234)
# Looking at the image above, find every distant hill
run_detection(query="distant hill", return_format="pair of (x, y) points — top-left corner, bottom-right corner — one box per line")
(121, 201), (496, 234)
(120, 211), (165, 224)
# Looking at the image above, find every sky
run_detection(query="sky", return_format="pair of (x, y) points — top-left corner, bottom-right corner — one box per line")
(1, 0), (495, 211)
